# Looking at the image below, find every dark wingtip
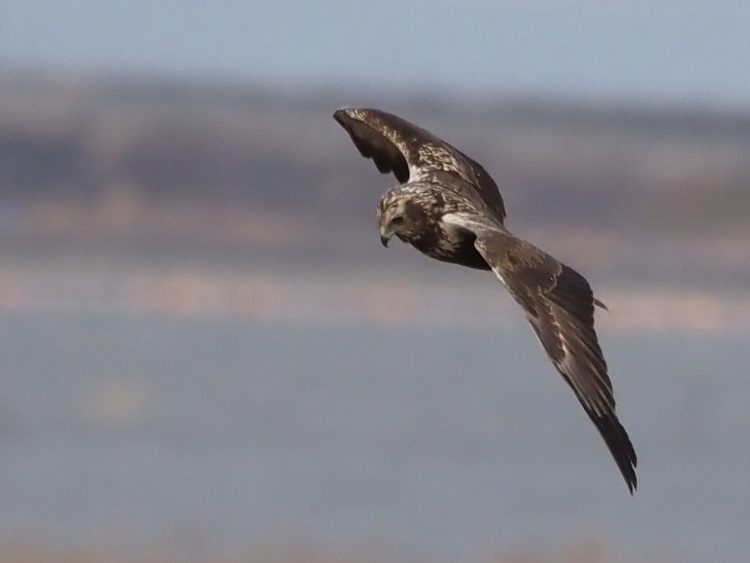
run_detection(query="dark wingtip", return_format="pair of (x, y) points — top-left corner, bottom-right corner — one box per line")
(333, 107), (355, 125)
(626, 471), (637, 495)
(625, 459), (638, 495)
(332, 108), (346, 125)
(593, 412), (638, 494)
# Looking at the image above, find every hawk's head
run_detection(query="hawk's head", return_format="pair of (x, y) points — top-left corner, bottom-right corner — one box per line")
(377, 189), (428, 247)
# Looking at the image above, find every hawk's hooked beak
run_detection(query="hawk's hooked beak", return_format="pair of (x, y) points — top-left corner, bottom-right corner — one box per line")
(379, 225), (393, 248)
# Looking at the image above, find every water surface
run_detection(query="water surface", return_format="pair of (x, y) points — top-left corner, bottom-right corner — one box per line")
(0, 313), (747, 561)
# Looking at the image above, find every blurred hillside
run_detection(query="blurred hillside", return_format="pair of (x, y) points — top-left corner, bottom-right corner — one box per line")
(0, 71), (748, 286)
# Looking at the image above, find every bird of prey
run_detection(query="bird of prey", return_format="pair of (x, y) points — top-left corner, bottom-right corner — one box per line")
(333, 107), (637, 493)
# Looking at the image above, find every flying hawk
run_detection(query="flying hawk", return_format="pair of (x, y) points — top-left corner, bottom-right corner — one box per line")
(333, 107), (637, 493)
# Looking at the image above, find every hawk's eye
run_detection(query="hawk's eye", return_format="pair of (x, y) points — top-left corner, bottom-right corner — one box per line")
(391, 216), (405, 226)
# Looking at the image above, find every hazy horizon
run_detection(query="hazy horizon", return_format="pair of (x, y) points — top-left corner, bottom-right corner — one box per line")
(2, 1), (750, 108)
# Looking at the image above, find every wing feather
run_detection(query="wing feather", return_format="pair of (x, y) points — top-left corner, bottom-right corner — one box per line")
(333, 107), (507, 222)
(443, 212), (637, 492)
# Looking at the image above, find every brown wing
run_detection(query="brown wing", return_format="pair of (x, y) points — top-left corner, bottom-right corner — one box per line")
(333, 107), (507, 222)
(443, 212), (638, 493)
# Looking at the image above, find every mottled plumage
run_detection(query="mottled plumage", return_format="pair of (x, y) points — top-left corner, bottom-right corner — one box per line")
(334, 107), (637, 493)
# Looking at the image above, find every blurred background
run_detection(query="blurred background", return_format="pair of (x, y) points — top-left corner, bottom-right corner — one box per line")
(0, 1), (748, 562)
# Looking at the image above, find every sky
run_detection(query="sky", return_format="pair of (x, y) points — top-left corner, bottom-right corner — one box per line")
(1, 0), (750, 107)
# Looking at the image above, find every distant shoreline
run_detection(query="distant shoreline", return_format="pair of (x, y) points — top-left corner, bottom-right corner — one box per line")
(1, 251), (747, 336)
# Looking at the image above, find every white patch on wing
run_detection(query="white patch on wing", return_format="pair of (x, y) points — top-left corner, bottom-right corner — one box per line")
(442, 212), (510, 290)
(410, 163), (429, 182)
(441, 212), (486, 231)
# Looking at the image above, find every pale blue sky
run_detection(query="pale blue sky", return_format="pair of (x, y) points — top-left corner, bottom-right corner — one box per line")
(2, 1), (749, 106)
